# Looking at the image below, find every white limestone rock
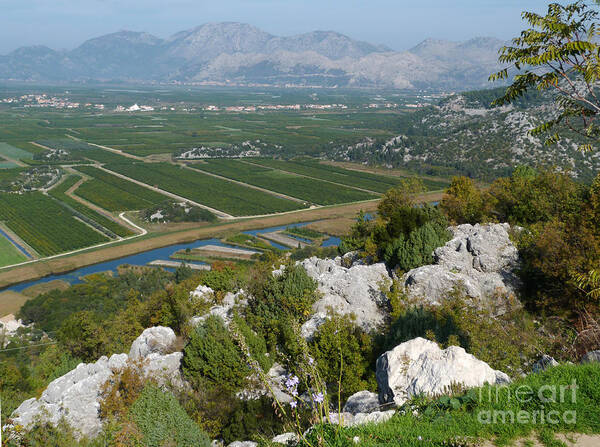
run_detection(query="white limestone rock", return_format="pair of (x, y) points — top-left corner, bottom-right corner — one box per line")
(403, 223), (520, 307)
(190, 289), (247, 327)
(299, 257), (391, 338)
(376, 337), (510, 407)
(272, 432), (299, 444)
(9, 327), (185, 439)
(342, 390), (380, 414)
(129, 326), (176, 360)
(228, 442), (258, 447)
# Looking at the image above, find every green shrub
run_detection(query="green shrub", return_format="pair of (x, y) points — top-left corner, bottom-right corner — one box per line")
(181, 315), (249, 392)
(129, 385), (210, 447)
(380, 292), (546, 376)
(220, 397), (284, 444)
(310, 313), (377, 401)
(246, 263), (319, 349)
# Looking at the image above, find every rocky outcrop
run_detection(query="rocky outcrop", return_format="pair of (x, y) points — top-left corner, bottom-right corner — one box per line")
(189, 285), (247, 327)
(272, 433), (299, 444)
(299, 257), (391, 338)
(342, 390), (380, 414)
(376, 337), (510, 407)
(581, 351), (600, 364)
(403, 224), (520, 308)
(532, 355), (559, 373)
(9, 327), (184, 439)
(237, 363), (293, 404)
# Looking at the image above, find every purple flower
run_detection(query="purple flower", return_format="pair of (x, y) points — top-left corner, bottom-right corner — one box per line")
(285, 375), (299, 390)
(290, 401), (297, 409)
(308, 357), (314, 365)
(312, 392), (324, 404)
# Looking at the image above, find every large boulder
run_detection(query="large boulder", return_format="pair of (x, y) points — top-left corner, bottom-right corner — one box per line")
(376, 337), (510, 407)
(129, 326), (176, 360)
(9, 326), (185, 439)
(329, 410), (395, 427)
(342, 390), (380, 414)
(299, 257), (391, 338)
(403, 224), (520, 307)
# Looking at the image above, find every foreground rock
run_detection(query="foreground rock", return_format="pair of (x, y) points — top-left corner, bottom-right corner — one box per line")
(581, 351), (600, 364)
(9, 327), (184, 439)
(342, 390), (380, 414)
(403, 223), (520, 309)
(532, 355), (559, 373)
(299, 256), (391, 338)
(376, 337), (510, 407)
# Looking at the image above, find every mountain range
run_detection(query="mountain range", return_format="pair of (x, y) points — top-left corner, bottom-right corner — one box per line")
(0, 23), (506, 90)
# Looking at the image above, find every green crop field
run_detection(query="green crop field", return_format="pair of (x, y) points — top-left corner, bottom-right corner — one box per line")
(0, 192), (109, 256)
(0, 142), (32, 161)
(194, 159), (378, 205)
(34, 139), (133, 165)
(48, 176), (134, 238)
(0, 234), (28, 267)
(73, 166), (168, 211)
(251, 158), (449, 192)
(104, 162), (305, 216)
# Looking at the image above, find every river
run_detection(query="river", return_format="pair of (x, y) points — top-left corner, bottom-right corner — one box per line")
(2, 221), (340, 293)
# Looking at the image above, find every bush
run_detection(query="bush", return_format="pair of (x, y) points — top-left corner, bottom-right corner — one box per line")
(310, 313), (377, 401)
(129, 385), (210, 447)
(220, 397), (284, 444)
(440, 176), (494, 224)
(181, 316), (249, 392)
(380, 291), (547, 376)
(246, 263), (319, 349)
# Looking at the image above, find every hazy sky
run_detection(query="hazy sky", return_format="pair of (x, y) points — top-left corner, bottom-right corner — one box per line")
(2, 0), (552, 54)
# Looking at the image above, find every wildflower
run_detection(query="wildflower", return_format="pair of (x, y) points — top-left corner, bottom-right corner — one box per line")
(353, 436), (360, 444)
(418, 436), (422, 441)
(312, 392), (324, 404)
(308, 356), (314, 365)
(290, 401), (297, 409)
(285, 375), (299, 390)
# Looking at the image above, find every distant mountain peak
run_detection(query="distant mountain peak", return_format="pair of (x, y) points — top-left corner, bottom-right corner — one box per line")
(0, 24), (505, 89)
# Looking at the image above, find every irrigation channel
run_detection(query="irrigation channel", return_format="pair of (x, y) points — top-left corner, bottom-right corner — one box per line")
(2, 222), (340, 293)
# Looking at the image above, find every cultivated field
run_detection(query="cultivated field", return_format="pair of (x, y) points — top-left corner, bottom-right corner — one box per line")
(48, 175), (134, 238)
(105, 162), (305, 216)
(73, 166), (168, 211)
(0, 142), (32, 161)
(251, 158), (449, 192)
(0, 234), (28, 267)
(0, 192), (109, 256)
(194, 159), (378, 205)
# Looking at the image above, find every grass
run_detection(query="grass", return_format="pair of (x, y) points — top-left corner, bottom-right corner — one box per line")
(224, 233), (279, 252)
(284, 226), (324, 240)
(0, 290), (31, 317)
(0, 234), (28, 267)
(21, 280), (71, 298)
(303, 364), (600, 447)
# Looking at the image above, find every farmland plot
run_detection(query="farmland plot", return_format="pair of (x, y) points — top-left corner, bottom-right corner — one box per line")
(195, 159), (378, 205)
(48, 176), (134, 238)
(104, 162), (305, 216)
(0, 192), (109, 256)
(73, 166), (168, 211)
